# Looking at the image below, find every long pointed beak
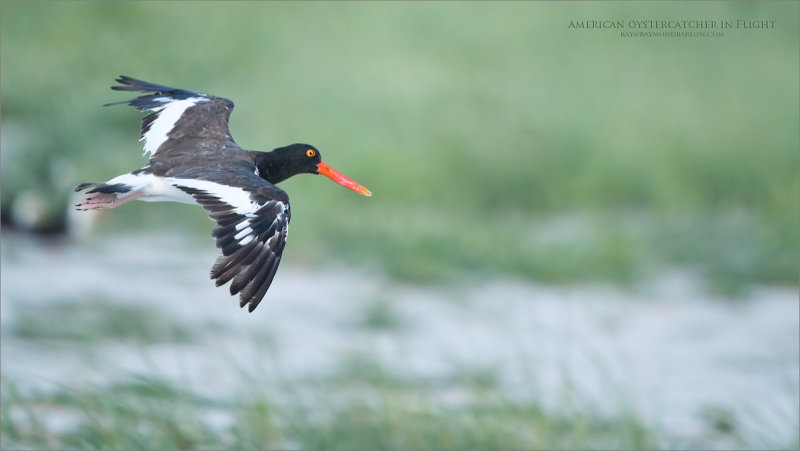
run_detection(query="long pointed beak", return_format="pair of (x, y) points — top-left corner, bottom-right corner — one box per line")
(316, 161), (372, 196)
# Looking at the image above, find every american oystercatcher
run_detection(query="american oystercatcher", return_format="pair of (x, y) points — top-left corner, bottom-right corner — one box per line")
(75, 76), (372, 312)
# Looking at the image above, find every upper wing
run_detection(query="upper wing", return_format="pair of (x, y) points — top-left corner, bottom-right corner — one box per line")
(171, 170), (291, 312)
(105, 76), (237, 159)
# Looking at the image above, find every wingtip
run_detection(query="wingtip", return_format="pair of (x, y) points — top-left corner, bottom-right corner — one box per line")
(110, 75), (136, 90)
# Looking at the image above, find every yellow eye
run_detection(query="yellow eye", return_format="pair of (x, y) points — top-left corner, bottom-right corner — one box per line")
(306, 149), (316, 157)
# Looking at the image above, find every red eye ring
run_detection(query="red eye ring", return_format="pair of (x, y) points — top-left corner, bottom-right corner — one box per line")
(306, 149), (316, 157)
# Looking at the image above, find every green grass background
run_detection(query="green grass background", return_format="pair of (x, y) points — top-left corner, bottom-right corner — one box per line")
(1, 2), (799, 449)
(2, 1), (798, 291)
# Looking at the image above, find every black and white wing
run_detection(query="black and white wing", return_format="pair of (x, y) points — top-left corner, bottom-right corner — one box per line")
(172, 171), (291, 312)
(105, 75), (238, 158)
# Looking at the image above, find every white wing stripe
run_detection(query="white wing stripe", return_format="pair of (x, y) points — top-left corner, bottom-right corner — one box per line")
(238, 234), (255, 247)
(142, 97), (206, 157)
(234, 226), (253, 241)
(167, 178), (260, 215)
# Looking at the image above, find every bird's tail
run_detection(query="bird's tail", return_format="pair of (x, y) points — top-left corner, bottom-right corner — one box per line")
(74, 182), (131, 194)
(75, 182), (99, 192)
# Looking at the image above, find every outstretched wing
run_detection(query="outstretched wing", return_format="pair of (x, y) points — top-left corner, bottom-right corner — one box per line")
(105, 75), (237, 159)
(171, 169), (291, 312)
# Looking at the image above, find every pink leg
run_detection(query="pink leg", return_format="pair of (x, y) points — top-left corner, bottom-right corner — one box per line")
(76, 191), (143, 210)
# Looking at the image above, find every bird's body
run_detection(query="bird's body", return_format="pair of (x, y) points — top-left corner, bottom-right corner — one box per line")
(76, 76), (371, 312)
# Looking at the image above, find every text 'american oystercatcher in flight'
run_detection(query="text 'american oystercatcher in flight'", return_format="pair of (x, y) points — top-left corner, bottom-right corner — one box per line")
(75, 76), (372, 312)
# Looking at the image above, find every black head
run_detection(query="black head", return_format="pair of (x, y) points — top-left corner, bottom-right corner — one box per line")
(266, 143), (372, 196)
(272, 143), (323, 174)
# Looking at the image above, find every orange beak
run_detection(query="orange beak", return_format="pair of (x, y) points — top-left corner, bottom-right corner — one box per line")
(316, 161), (372, 196)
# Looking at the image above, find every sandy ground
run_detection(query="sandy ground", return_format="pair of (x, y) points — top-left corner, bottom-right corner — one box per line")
(1, 231), (798, 447)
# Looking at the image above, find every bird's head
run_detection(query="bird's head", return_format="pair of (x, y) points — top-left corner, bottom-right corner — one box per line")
(275, 143), (372, 196)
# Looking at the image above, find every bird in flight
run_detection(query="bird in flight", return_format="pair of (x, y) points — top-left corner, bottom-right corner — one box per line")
(75, 76), (372, 312)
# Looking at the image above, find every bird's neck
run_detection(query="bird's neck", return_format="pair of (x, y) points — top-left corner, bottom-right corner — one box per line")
(253, 150), (295, 184)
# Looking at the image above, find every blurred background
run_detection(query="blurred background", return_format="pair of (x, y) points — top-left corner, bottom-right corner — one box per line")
(1, 1), (798, 449)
